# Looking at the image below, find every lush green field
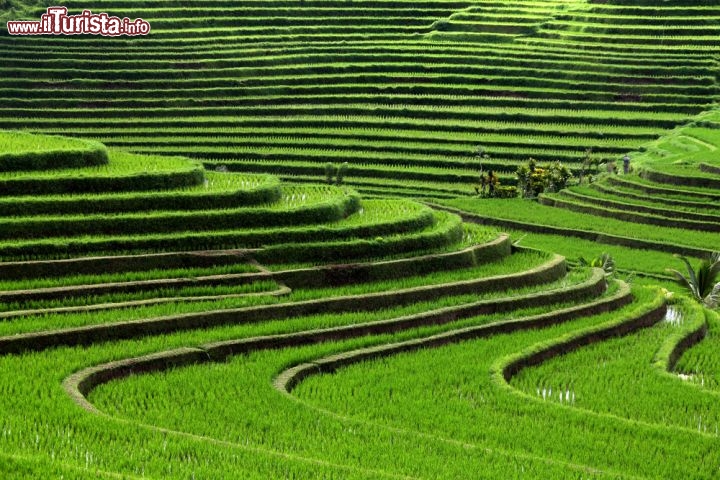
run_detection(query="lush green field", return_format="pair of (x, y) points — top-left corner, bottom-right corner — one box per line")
(2, 0), (718, 193)
(1, 0), (720, 478)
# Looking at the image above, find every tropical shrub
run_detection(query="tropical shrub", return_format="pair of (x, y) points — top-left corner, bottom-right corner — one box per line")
(475, 170), (504, 198)
(493, 185), (519, 199)
(667, 252), (720, 308)
(517, 159), (571, 197)
(547, 161), (573, 193)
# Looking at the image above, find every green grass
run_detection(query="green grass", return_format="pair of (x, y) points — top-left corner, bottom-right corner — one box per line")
(511, 298), (711, 431)
(0, 130), (108, 172)
(675, 309), (720, 391)
(0, 280), (282, 314)
(87, 297), (613, 479)
(504, 228), (699, 277)
(0, 130), (101, 155)
(0, 198), (433, 260)
(287, 289), (716, 479)
(0, 250), (552, 336)
(0, 173), (282, 216)
(1, 1), (720, 478)
(82, 288), (674, 479)
(440, 197), (720, 251)
(0, 185), (358, 240)
(0, 150), (197, 180)
(0, 262), (259, 291)
(567, 184), (720, 216)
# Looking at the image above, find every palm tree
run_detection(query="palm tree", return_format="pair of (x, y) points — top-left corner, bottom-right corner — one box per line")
(667, 252), (720, 308)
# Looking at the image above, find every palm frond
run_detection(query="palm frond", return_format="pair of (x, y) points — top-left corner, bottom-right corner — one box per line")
(599, 253), (615, 276)
(679, 256), (699, 295)
(710, 251), (720, 265)
(708, 251), (720, 282)
(704, 282), (720, 309)
(666, 268), (694, 295)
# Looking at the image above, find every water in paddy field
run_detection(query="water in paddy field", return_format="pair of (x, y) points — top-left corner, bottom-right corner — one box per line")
(536, 386), (575, 405)
(664, 305), (683, 326)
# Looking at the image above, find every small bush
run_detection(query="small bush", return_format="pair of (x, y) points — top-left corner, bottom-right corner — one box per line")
(517, 158), (572, 197)
(493, 185), (518, 199)
(324, 163), (335, 184)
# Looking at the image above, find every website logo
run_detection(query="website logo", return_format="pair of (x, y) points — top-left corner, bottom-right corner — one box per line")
(7, 6), (151, 36)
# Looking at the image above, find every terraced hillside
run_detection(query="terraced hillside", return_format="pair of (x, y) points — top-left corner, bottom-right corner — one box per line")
(0, 135), (715, 478)
(0, 134), (696, 477)
(434, 110), (720, 277)
(1, 0), (719, 196)
(2, 1), (720, 478)
(540, 119), (720, 235)
(0, 132), (663, 477)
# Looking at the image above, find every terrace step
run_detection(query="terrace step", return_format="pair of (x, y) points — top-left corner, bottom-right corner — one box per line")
(202, 158), (487, 184)
(65, 269), (616, 412)
(0, 185), (360, 240)
(606, 175), (720, 202)
(556, 187), (720, 222)
(0, 150), (205, 196)
(0, 251), (579, 354)
(276, 279), (635, 393)
(0, 131), (108, 172)
(0, 198), (443, 260)
(0, 172), (282, 216)
(590, 181), (720, 211)
(539, 192), (720, 233)
(640, 166), (720, 190)
(0, 235), (511, 304)
(700, 162), (720, 175)
(431, 203), (715, 258)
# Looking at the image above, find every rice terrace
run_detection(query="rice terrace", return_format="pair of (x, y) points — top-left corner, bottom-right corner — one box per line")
(1, 0), (720, 477)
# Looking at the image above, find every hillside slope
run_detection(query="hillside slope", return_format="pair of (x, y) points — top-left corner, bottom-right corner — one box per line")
(1, 0), (718, 195)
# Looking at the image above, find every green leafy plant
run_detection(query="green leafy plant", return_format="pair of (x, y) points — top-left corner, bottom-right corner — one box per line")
(336, 162), (348, 186)
(476, 170), (501, 198)
(493, 185), (519, 199)
(324, 162), (335, 184)
(516, 158), (572, 197)
(546, 161), (572, 193)
(667, 252), (720, 308)
(579, 253), (615, 277)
